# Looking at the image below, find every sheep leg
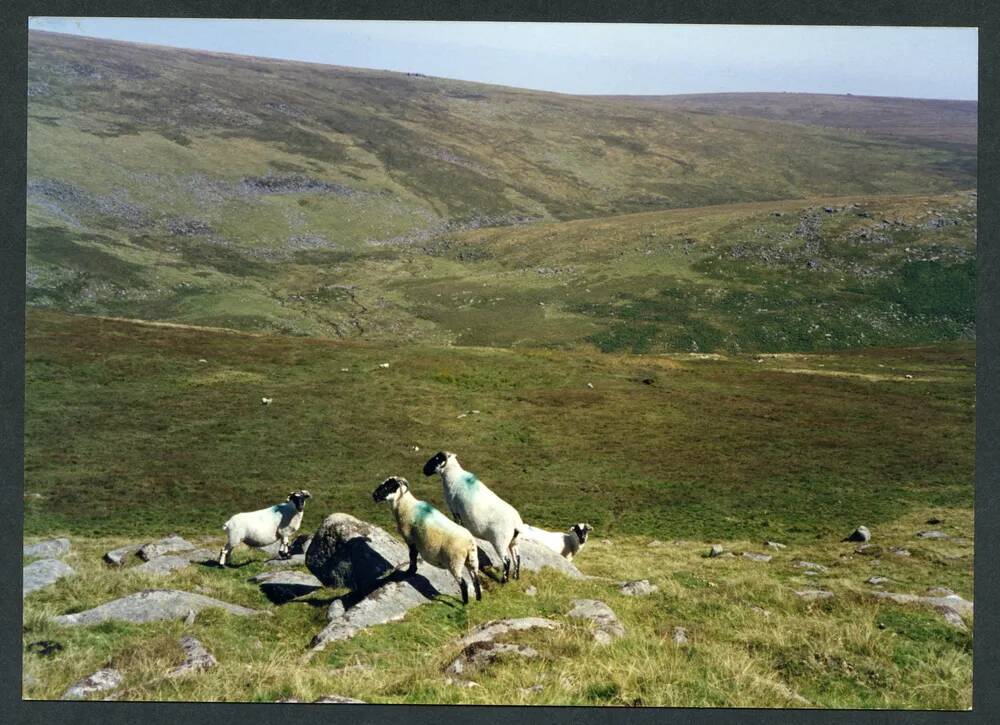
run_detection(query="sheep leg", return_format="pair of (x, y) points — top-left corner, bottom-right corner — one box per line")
(511, 542), (522, 580)
(406, 543), (419, 575)
(278, 533), (291, 559)
(218, 544), (232, 567)
(501, 555), (511, 583)
(459, 578), (470, 605)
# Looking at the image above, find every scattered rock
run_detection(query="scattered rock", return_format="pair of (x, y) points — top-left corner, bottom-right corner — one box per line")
(866, 576), (890, 586)
(454, 618), (560, 649)
(890, 547), (911, 557)
(926, 586), (955, 597)
(62, 669), (123, 700)
(870, 590), (973, 618)
(842, 526), (871, 543)
(647, 539), (663, 548)
(742, 552), (772, 562)
(264, 553), (307, 568)
(52, 589), (265, 626)
(167, 636), (218, 678)
(133, 555), (196, 577)
(314, 695), (366, 703)
(184, 609), (197, 626)
(138, 536), (196, 561)
(446, 641), (539, 676)
(23, 538), (70, 560)
(252, 570), (323, 603)
(524, 585), (538, 597)
(764, 541), (787, 551)
(104, 544), (142, 567)
(794, 561), (829, 573)
(670, 626), (689, 645)
(750, 605), (772, 618)
(23, 558), (75, 597)
(709, 544), (726, 558)
(916, 530), (949, 540)
(619, 579), (659, 596)
(937, 606), (968, 631)
(926, 517), (942, 525)
(567, 599), (625, 644)
(305, 513), (430, 592)
(855, 544), (882, 556)
(795, 589), (834, 601)
(520, 684), (544, 694)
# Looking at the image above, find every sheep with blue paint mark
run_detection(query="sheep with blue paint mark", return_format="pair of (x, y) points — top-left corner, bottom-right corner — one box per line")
(218, 490), (311, 566)
(423, 451), (524, 582)
(372, 476), (482, 604)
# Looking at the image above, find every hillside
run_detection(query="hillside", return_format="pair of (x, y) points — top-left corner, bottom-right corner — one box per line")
(22, 311), (974, 707)
(611, 92), (977, 149)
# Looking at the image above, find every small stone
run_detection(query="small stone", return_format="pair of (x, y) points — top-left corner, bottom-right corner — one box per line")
(855, 544), (882, 556)
(926, 517), (942, 525)
(764, 541), (787, 551)
(843, 526), (871, 543)
(167, 636), (218, 678)
(104, 544), (142, 567)
(709, 544), (725, 558)
(137, 536), (195, 562)
(313, 695), (366, 703)
(742, 552), (772, 562)
(520, 684), (544, 694)
(619, 579), (659, 596)
(866, 576), (889, 586)
(795, 589), (834, 601)
(444, 677), (481, 688)
(23, 558), (75, 597)
(184, 609), (196, 625)
(524, 586), (538, 597)
(647, 539), (663, 548)
(916, 530), (949, 540)
(62, 669), (123, 700)
(890, 547), (911, 557)
(567, 599), (625, 644)
(670, 626), (689, 645)
(794, 561), (829, 573)
(23, 538), (71, 559)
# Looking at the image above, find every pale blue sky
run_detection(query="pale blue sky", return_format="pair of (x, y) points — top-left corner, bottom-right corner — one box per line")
(28, 18), (978, 100)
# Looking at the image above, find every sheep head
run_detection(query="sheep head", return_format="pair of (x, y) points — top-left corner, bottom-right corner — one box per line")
(572, 523), (593, 544)
(373, 476), (409, 504)
(287, 490), (312, 511)
(422, 451), (454, 476)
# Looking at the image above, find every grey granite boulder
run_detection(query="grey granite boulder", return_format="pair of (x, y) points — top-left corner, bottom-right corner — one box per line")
(134, 555), (196, 577)
(567, 599), (625, 645)
(915, 530), (950, 540)
(104, 544), (142, 567)
(670, 626), (689, 645)
(24, 538), (70, 560)
(742, 552), (772, 562)
(870, 590), (973, 617)
(795, 589), (834, 601)
(314, 695), (366, 703)
(619, 580), (659, 596)
(455, 617), (560, 649)
(24, 558), (75, 597)
(474, 537), (583, 579)
(252, 570), (322, 603)
(62, 668), (123, 700)
(306, 513), (411, 592)
(794, 561), (829, 573)
(446, 641), (539, 676)
(138, 536), (195, 561)
(52, 589), (264, 626)
(166, 636), (218, 678)
(264, 553), (306, 568)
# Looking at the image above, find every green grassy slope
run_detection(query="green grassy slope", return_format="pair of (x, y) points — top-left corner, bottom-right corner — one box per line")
(24, 310), (973, 542)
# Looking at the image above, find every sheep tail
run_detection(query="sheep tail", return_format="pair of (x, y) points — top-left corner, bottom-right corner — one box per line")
(512, 525), (524, 544)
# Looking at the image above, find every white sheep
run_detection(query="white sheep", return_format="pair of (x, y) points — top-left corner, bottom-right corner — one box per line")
(423, 451), (524, 582)
(218, 490), (311, 566)
(372, 476), (482, 604)
(521, 523), (593, 560)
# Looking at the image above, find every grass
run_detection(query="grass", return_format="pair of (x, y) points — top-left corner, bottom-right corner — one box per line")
(24, 310), (974, 542)
(22, 507), (972, 707)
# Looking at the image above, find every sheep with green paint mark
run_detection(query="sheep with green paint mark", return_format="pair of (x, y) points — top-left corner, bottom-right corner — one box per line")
(372, 476), (482, 605)
(423, 451), (525, 583)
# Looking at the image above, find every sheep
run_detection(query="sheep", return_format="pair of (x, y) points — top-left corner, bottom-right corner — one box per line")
(423, 451), (524, 583)
(372, 477), (482, 604)
(521, 523), (593, 561)
(217, 490), (311, 566)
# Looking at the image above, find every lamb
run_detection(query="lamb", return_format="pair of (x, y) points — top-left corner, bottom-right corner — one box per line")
(218, 490), (311, 566)
(423, 451), (524, 583)
(372, 477), (482, 604)
(521, 523), (593, 561)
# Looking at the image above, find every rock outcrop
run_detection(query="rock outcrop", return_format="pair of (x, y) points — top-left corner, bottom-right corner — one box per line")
(52, 589), (264, 626)
(23, 558), (75, 597)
